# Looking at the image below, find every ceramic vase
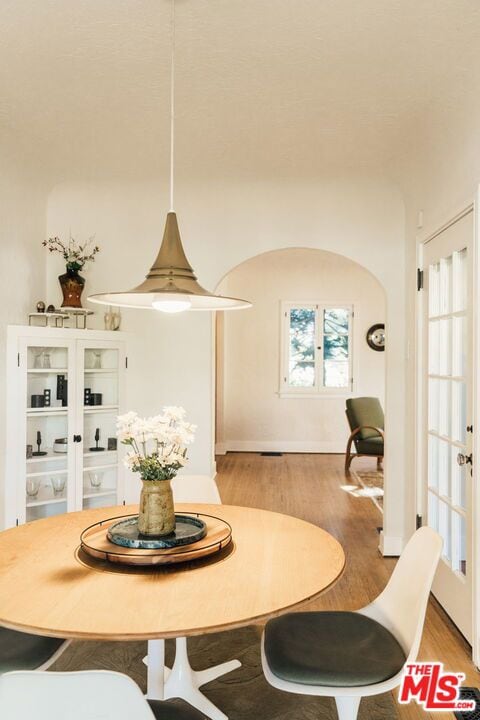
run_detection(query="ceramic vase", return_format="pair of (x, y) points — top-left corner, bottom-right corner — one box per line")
(138, 478), (175, 537)
(58, 267), (85, 308)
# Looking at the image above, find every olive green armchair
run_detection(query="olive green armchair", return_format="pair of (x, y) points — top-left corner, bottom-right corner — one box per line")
(345, 397), (384, 472)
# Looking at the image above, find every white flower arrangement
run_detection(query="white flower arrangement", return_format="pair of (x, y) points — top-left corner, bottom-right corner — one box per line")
(117, 407), (196, 481)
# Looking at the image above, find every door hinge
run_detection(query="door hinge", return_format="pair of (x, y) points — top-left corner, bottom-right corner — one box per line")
(16, 518), (19, 527)
(125, 356), (128, 369)
(17, 352), (20, 367)
(416, 514), (423, 529)
(417, 268), (424, 291)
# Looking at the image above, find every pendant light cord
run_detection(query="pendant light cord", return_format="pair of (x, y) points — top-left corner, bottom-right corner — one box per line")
(169, 0), (175, 212)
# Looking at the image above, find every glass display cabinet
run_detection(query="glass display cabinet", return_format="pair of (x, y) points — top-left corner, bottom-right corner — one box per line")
(4, 326), (127, 528)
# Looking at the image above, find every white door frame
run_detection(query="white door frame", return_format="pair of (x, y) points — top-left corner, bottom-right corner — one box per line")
(415, 195), (480, 665)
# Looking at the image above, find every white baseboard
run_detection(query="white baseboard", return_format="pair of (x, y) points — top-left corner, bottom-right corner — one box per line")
(379, 531), (405, 557)
(216, 440), (345, 454)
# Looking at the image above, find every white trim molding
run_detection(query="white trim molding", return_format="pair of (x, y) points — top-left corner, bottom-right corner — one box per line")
(379, 531), (405, 557)
(215, 440), (345, 454)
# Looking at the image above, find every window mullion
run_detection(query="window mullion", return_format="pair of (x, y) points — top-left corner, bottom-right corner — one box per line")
(317, 305), (323, 392)
(349, 307), (353, 390)
(282, 303), (290, 390)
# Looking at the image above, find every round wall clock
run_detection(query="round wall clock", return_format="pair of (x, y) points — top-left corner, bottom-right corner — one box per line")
(366, 323), (385, 351)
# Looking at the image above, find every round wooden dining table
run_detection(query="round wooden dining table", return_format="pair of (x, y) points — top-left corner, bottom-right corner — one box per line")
(0, 503), (345, 720)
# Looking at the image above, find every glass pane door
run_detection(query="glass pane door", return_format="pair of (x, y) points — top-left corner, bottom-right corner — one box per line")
(423, 210), (473, 642)
(24, 342), (73, 522)
(80, 344), (121, 509)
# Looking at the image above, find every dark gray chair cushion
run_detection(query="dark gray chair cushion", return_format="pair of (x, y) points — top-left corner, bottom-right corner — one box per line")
(264, 611), (406, 687)
(148, 699), (208, 720)
(0, 627), (65, 672)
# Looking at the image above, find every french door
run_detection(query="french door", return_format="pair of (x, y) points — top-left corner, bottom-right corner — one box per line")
(422, 209), (473, 641)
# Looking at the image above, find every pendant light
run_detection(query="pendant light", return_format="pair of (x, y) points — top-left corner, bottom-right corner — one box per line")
(88, 0), (251, 313)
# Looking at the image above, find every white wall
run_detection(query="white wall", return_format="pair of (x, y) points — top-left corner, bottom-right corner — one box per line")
(216, 248), (385, 453)
(395, 83), (480, 539)
(46, 174), (406, 549)
(0, 144), (48, 523)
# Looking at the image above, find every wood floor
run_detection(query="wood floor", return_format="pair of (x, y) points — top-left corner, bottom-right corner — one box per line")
(53, 452), (479, 719)
(215, 452), (479, 720)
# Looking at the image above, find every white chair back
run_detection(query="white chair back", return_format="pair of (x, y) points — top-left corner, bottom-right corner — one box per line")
(0, 670), (155, 720)
(171, 475), (221, 504)
(361, 526), (442, 660)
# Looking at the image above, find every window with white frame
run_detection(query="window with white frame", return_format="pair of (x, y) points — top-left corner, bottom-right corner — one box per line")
(280, 302), (353, 394)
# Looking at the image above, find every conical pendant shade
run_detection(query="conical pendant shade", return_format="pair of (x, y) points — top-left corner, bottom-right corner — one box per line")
(88, 213), (251, 311)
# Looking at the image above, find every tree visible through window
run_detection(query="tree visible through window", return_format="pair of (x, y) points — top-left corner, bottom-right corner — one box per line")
(288, 308), (316, 387)
(282, 303), (352, 393)
(323, 308), (349, 388)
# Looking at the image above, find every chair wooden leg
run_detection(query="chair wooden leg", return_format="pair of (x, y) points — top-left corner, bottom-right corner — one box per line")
(335, 696), (361, 720)
(345, 437), (354, 473)
(377, 456), (383, 470)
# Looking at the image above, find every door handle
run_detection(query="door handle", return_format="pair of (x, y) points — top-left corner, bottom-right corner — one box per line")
(73, 434), (82, 443)
(457, 452), (472, 466)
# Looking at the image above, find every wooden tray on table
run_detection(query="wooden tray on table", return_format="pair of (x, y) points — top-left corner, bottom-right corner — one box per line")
(80, 512), (232, 566)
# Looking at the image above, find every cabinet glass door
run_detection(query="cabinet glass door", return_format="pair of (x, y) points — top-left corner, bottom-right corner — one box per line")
(23, 340), (75, 522)
(79, 343), (123, 509)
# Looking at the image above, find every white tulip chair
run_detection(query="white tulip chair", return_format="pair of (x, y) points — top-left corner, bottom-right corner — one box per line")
(0, 670), (209, 720)
(261, 526), (442, 720)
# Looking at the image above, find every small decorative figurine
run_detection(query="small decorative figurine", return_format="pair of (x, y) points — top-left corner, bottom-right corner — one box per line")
(32, 430), (47, 457)
(57, 375), (65, 400)
(89, 428), (105, 452)
(61, 379), (68, 406)
(104, 307), (121, 331)
(57, 375), (68, 406)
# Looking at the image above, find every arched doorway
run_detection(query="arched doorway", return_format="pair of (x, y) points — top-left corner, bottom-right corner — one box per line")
(215, 247), (387, 515)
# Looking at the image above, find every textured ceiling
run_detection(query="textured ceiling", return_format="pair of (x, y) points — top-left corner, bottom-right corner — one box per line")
(1, 0), (480, 179)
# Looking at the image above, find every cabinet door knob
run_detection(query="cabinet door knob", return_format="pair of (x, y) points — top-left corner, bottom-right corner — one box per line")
(73, 434), (82, 443)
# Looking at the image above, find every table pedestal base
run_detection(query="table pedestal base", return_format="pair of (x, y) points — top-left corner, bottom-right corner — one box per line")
(145, 638), (241, 720)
